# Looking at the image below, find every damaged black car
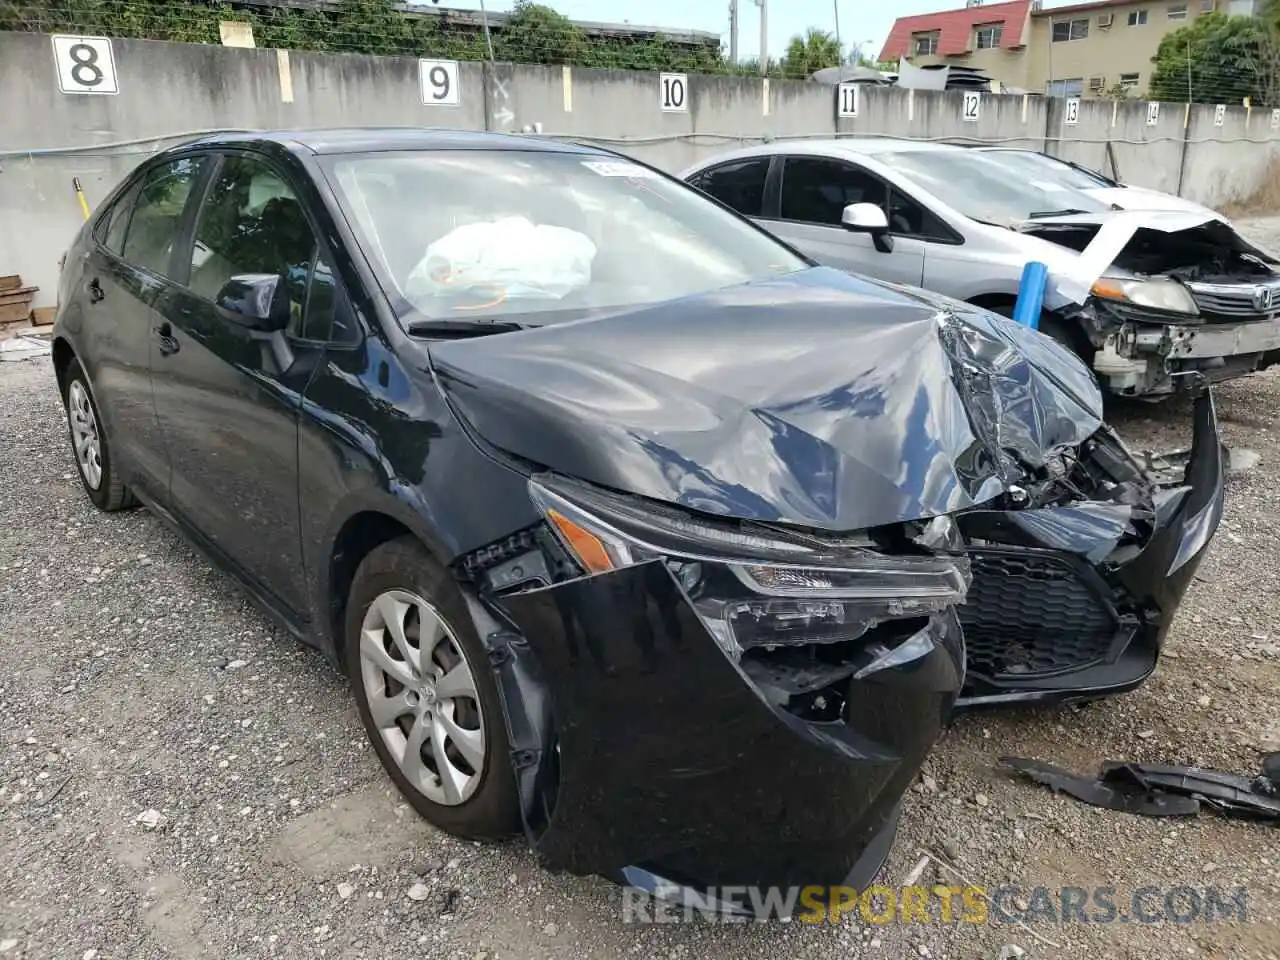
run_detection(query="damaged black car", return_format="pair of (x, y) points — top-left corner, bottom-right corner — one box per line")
(51, 130), (1225, 899)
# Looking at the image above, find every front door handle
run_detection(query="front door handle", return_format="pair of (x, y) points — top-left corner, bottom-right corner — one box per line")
(87, 278), (104, 303)
(154, 322), (180, 357)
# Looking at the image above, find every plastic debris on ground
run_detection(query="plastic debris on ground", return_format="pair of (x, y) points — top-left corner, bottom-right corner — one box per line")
(1000, 755), (1280, 822)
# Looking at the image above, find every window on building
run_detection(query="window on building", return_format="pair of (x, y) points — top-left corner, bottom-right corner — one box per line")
(1200, 0), (1215, 9)
(1089, 75), (1107, 92)
(1128, 9), (1149, 24)
(1046, 77), (1085, 97)
(1051, 18), (1090, 41)
(974, 23), (1003, 49)
(1167, 3), (1188, 17)
(913, 32), (940, 55)
(1119, 72), (1141, 87)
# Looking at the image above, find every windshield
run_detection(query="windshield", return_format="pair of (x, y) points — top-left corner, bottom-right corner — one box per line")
(324, 150), (807, 323)
(975, 150), (1114, 190)
(881, 150), (1113, 225)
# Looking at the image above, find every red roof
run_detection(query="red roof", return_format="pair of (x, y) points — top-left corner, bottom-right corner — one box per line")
(879, 0), (1031, 60)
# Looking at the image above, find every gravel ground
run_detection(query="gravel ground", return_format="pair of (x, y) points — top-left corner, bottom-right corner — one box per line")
(3, 222), (1280, 959)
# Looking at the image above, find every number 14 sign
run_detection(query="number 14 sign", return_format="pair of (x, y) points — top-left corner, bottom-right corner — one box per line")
(52, 35), (119, 95)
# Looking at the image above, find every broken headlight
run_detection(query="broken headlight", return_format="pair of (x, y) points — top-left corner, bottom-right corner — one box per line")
(1091, 276), (1199, 316)
(528, 474), (970, 659)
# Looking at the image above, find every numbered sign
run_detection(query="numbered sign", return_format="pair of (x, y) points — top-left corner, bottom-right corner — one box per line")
(51, 35), (118, 95)
(1146, 102), (1160, 126)
(419, 59), (460, 105)
(837, 82), (859, 118)
(1064, 97), (1080, 126)
(1214, 104), (1226, 126)
(660, 73), (688, 112)
(962, 91), (981, 122)
(1272, 108), (1280, 129)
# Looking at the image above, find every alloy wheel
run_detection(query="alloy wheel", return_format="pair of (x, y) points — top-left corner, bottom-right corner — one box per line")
(358, 589), (486, 806)
(68, 380), (103, 490)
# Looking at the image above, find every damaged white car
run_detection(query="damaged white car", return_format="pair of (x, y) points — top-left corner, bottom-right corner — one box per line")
(681, 139), (1280, 397)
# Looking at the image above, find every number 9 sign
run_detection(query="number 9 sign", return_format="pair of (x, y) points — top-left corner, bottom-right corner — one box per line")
(52, 35), (119, 95)
(419, 59), (460, 106)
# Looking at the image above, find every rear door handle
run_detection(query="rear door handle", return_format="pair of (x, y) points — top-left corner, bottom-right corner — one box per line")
(154, 322), (180, 357)
(87, 278), (104, 303)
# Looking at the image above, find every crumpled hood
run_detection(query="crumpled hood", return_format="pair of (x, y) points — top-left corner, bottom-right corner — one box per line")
(429, 267), (1105, 531)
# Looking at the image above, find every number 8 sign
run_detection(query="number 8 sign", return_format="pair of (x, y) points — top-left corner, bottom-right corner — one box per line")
(52, 35), (119, 95)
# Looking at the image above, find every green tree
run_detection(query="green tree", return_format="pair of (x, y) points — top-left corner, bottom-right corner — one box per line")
(781, 27), (841, 79)
(1149, 12), (1274, 105)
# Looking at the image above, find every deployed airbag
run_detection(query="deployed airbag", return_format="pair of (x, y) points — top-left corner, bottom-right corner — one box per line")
(406, 216), (598, 303)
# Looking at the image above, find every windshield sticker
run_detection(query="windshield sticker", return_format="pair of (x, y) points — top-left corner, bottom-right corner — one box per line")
(582, 160), (659, 178)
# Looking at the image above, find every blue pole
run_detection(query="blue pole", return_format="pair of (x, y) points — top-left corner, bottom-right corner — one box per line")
(1012, 261), (1047, 330)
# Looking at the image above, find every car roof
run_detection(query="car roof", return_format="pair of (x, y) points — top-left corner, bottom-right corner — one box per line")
(170, 127), (606, 157)
(686, 137), (965, 171)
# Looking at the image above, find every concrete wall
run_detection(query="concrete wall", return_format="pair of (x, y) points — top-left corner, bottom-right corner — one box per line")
(2, 29), (1278, 307)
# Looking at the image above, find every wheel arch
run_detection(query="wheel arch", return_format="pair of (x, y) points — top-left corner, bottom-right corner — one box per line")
(52, 337), (77, 394)
(324, 506), (448, 663)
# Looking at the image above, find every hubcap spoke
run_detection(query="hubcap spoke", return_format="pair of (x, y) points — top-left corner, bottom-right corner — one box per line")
(359, 628), (416, 688)
(400, 714), (432, 788)
(430, 720), (467, 804)
(435, 662), (476, 701)
(368, 687), (417, 728)
(375, 593), (421, 676)
(436, 703), (485, 772)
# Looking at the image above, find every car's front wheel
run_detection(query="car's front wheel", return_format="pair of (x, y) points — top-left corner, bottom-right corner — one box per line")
(61, 359), (137, 512)
(344, 536), (520, 839)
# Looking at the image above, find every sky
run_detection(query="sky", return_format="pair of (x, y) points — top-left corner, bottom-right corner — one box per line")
(442, 0), (1086, 63)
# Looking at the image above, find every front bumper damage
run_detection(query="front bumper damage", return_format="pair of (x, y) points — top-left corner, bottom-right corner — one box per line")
(1066, 300), (1280, 396)
(955, 391), (1224, 706)
(463, 559), (964, 907)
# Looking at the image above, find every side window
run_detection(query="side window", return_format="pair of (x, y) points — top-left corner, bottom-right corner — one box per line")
(779, 158), (887, 226)
(93, 185), (137, 255)
(299, 254), (336, 342)
(188, 155), (315, 326)
(120, 157), (206, 277)
(888, 188), (958, 242)
(694, 158), (770, 216)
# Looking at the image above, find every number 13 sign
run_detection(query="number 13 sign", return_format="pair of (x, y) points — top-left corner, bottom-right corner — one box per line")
(52, 35), (119, 95)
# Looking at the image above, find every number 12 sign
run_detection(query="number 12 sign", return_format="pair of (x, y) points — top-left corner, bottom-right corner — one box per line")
(52, 35), (119, 95)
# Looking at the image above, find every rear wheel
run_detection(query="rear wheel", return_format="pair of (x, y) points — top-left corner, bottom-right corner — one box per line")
(61, 359), (137, 512)
(344, 536), (520, 839)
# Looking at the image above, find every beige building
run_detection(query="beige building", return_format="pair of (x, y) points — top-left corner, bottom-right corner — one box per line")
(881, 0), (1238, 98)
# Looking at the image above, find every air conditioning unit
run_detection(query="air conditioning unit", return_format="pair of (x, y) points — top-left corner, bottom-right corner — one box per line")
(1089, 75), (1106, 91)
(1098, 12), (1114, 26)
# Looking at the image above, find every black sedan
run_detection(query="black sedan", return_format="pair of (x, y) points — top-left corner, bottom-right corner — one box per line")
(51, 129), (1222, 906)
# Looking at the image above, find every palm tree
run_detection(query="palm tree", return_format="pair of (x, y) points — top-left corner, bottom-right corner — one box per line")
(782, 27), (842, 79)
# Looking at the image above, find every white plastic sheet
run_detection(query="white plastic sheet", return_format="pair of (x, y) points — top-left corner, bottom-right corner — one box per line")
(405, 216), (598, 303)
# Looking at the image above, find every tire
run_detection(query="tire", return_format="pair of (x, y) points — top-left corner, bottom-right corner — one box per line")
(61, 359), (137, 512)
(344, 536), (520, 840)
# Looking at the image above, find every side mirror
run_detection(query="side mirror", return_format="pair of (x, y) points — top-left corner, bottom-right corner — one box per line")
(214, 274), (290, 332)
(841, 202), (895, 253)
(841, 202), (889, 233)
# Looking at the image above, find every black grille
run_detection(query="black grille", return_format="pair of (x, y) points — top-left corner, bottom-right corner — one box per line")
(959, 550), (1118, 679)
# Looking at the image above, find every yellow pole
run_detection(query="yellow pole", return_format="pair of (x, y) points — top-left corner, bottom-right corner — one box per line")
(73, 177), (90, 221)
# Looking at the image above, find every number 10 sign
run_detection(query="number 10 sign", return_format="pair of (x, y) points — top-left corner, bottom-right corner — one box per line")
(52, 35), (119, 95)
